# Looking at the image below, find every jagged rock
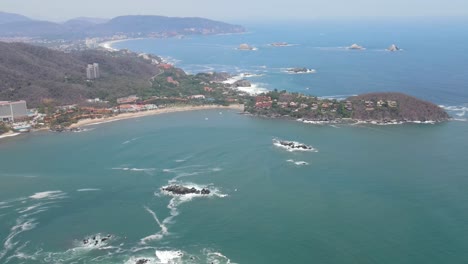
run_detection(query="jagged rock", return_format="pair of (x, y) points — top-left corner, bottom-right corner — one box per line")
(287, 68), (315, 73)
(387, 44), (400, 52)
(162, 185), (211, 195)
(135, 259), (149, 264)
(232, 79), (251, 87)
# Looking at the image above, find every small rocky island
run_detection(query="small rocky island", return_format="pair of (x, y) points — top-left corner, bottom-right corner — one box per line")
(162, 185), (211, 195)
(287, 68), (316, 74)
(387, 44), (401, 52)
(245, 91), (450, 124)
(238, 43), (256, 50)
(273, 139), (314, 151)
(348, 43), (365, 50)
(270, 42), (290, 47)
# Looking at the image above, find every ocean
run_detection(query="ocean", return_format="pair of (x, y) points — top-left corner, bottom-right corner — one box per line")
(1, 19), (468, 263)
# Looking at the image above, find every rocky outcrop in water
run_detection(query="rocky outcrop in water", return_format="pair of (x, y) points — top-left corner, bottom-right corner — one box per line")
(162, 185), (211, 195)
(232, 79), (252, 87)
(348, 43), (364, 50)
(387, 44), (400, 52)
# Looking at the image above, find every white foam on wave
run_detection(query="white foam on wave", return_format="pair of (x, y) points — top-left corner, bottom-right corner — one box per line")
(122, 137), (140, 145)
(0, 218), (37, 261)
(439, 104), (468, 118)
(140, 207), (169, 244)
(112, 167), (156, 172)
(286, 160), (309, 166)
(77, 188), (101, 192)
(156, 250), (184, 264)
(222, 73), (269, 95)
(273, 139), (318, 153)
(29, 190), (66, 200)
(204, 249), (236, 264)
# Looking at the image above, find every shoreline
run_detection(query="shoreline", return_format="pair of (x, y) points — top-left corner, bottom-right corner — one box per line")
(69, 104), (244, 128)
(0, 131), (21, 140)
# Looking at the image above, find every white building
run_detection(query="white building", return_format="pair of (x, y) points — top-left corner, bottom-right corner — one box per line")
(86, 63), (100, 80)
(0, 101), (28, 122)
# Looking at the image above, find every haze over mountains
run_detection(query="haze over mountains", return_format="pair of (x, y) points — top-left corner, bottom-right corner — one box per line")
(0, 11), (245, 39)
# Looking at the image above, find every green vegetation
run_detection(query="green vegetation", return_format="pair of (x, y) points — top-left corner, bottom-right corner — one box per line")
(0, 122), (9, 134)
(0, 42), (160, 107)
(137, 67), (244, 106)
(245, 90), (352, 120)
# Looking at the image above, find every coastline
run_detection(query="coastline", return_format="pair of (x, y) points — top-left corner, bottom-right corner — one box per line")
(0, 131), (21, 140)
(69, 104), (244, 128)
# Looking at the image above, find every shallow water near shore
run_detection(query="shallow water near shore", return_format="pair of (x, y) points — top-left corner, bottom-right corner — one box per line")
(1, 109), (468, 263)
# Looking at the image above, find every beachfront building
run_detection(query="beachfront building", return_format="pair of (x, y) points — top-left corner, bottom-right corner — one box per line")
(86, 63), (100, 80)
(0, 100), (28, 122)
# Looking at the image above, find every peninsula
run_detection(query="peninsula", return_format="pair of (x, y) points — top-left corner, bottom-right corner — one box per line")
(245, 90), (449, 124)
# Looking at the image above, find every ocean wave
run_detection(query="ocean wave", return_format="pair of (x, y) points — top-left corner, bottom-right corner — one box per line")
(112, 167), (156, 172)
(29, 190), (66, 200)
(77, 188), (101, 192)
(439, 104), (468, 117)
(0, 218), (37, 261)
(122, 137), (140, 145)
(156, 250), (184, 263)
(286, 159), (309, 166)
(140, 207), (169, 244)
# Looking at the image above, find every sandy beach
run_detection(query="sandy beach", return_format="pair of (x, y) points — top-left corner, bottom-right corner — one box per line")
(0, 131), (20, 140)
(69, 104), (244, 128)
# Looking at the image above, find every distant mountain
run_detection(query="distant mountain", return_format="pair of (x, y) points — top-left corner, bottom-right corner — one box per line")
(0, 42), (161, 107)
(0, 14), (245, 39)
(0, 11), (31, 24)
(87, 15), (245, 36)
(70, 17), (110, 24)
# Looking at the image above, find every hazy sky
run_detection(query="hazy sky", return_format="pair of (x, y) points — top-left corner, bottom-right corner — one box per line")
(1, 0), (467, 22)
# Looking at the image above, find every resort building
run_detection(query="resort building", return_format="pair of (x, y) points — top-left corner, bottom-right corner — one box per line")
(86, 63), (100, 80)
(0, 100), (28, 122)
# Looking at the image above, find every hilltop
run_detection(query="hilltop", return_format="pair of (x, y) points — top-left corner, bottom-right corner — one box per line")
(0, 12), (245, 39)
(0, 11), (31, 24)
(0, 42), (161, 107)
(348, 93), (449, 122)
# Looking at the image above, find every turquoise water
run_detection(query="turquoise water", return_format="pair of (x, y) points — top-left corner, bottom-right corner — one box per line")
(2, 20), (468, 263)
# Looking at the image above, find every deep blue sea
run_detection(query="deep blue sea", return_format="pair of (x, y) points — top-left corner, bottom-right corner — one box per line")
(1, 19), (468, 263)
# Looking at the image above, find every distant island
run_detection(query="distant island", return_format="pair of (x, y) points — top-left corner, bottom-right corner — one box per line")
(270, 42), (290, 47)
(238, 44), (256, 51)
(348, 43), (365, 50)
(0, 12), (245, 52)
(0, 12), (245, 39)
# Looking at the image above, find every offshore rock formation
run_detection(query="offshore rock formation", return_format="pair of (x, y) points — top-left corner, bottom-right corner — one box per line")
(387, 44), (400, 52)
(162, 185), (211, 195)
(348, 43), (365, 50)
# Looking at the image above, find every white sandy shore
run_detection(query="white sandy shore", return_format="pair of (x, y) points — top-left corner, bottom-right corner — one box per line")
(0, 132), (20, 140)
(69, 104), (244, 128)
